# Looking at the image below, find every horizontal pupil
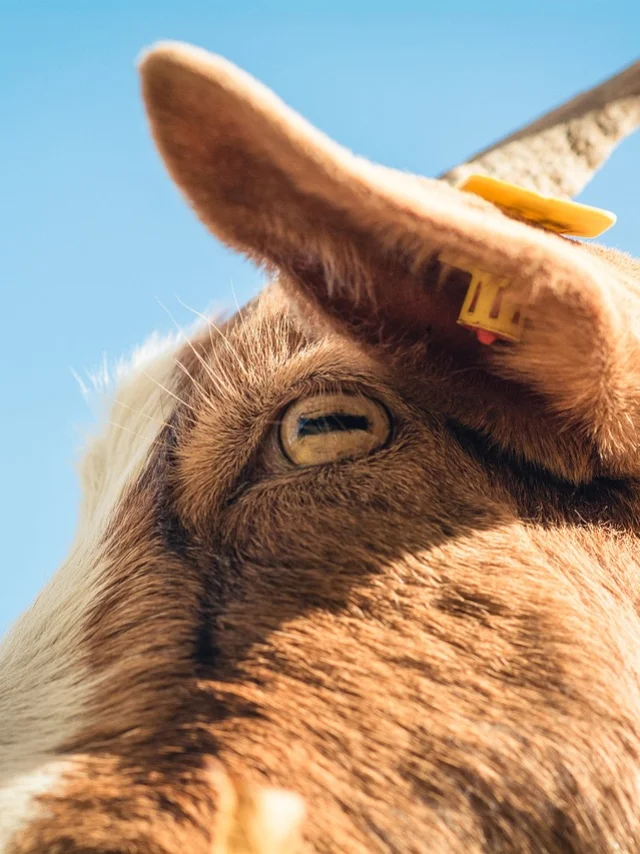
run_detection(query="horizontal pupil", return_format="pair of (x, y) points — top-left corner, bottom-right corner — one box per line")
(297, 413), (370, 438)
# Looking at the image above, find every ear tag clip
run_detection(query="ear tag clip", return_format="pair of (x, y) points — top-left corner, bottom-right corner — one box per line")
(457, 266), (524, 344)
(452, 174), (617, 345)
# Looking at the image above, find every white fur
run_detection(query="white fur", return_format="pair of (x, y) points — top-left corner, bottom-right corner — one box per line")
(0, 331), (183, 848)
(0, 762), (72, 845)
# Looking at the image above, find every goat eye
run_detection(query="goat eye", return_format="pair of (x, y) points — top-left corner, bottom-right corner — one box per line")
(279, 392), (392, 466)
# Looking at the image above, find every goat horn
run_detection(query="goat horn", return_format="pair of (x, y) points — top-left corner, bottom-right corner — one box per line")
(440, 59), (640, 198)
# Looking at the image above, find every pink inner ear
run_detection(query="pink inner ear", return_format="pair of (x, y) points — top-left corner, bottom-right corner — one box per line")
(476, 330), (498, 346)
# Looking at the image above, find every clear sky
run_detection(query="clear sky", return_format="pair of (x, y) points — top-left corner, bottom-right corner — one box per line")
(2, 0), (639, 636)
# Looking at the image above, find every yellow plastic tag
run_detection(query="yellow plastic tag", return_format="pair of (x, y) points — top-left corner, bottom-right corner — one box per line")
(459, 174), (616, 238)
(451, 175), (617, 344)
(457, 268), (523, 343)
(442, 253), (524, 343)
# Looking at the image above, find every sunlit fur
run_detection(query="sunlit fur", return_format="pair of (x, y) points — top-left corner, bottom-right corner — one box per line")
(2, 43), (640, 854)
(0, 335), (182, 846)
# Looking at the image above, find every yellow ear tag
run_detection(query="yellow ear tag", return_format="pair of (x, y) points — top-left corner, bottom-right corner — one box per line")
(457, 266), (524, 344)
(459, 174), (616, 238)
(452, 175), (617, 344)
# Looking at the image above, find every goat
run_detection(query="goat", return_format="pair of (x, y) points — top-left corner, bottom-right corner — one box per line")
(1, 41), (640, 853)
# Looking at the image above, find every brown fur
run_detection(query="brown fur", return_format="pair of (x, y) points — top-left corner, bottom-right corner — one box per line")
(9, 43), (640, 853)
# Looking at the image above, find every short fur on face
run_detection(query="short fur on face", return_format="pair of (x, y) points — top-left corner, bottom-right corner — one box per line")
(2, 42), (640, 854)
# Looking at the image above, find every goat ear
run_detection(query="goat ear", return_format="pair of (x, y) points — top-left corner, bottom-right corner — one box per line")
(139, 41), (388, 279)
(138, 41), (554, 354)
(139, 42), (462, 351)
(441, 60), (640, 198)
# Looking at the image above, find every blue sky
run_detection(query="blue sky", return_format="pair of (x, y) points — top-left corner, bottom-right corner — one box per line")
(2, 0), (639, 636)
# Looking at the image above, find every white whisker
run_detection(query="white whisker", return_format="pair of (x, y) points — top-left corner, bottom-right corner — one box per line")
(106, 420), (167, 449)
(174, 359), (215, 409)
(112, 399), (176, 431)
(143, 372), (198, 415)
(173, 293), (250, 379)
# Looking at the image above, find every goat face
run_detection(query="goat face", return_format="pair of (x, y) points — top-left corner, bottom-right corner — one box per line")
(2, 43), (640, 854)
